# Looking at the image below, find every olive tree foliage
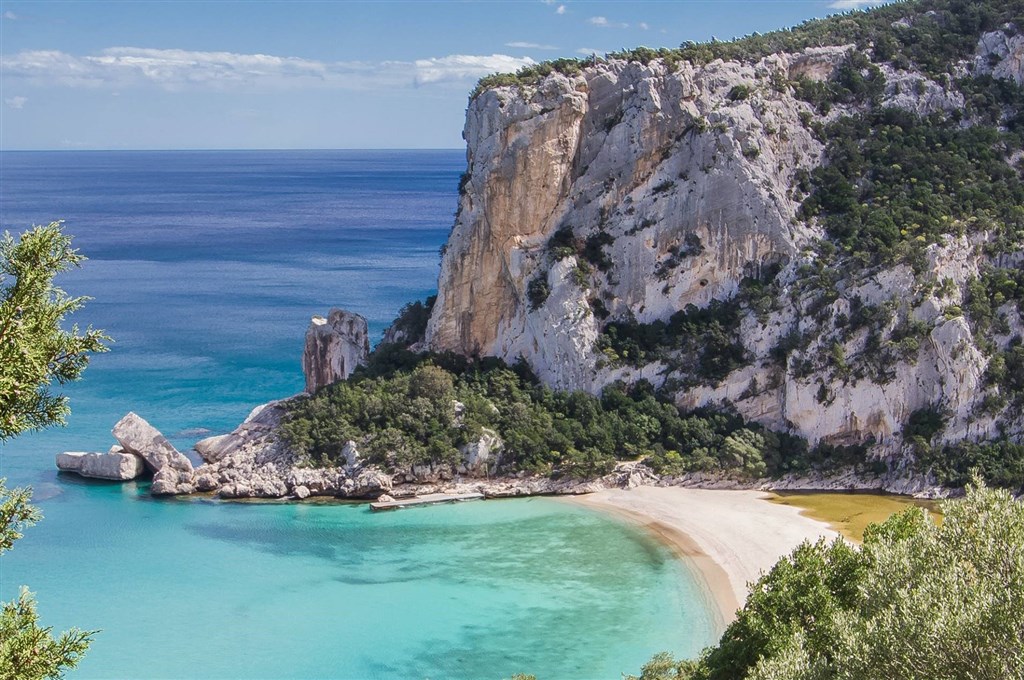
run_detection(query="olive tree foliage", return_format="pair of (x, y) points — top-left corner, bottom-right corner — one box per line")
(631, 481), (1024, 680)
(0, 221), (108, 440)
(1, 223), (106, 678)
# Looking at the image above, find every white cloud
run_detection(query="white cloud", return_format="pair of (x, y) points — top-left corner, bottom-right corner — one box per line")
(5, 95), (27, 109)
(505, 41), (558, 50)
(2, 10), (17, 20)
(639, 22), (649, 30)
(587, 15), (628, 28)
(556, 5), (566, 14)
(1, 47), (535, 91)
(413, 54), (535, 84)
(828, 0), (884, 8)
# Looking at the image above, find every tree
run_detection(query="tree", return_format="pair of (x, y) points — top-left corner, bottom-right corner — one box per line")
(629, 479), (1024, 680)
(1, 222), (108, 678)
(1, 222), (108, 440)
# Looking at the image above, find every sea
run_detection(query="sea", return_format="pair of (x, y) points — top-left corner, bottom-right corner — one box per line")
(0, 150), (718, 679)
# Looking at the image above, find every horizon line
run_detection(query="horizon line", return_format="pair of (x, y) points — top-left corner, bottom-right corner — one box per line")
(0, 147), (466, 152)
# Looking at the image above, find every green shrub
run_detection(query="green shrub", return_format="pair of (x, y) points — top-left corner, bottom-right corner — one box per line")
(633, 482), (1024, 680)
(527, 275), (551, 310)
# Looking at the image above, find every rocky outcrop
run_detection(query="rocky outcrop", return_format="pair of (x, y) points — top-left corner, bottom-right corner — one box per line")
(111, 412), (194, 494)
(975, 27), (1024, 85)
(460, 428), (502, 476)
(194, 400), (286, 463)
(55, 450), (146, 481)
(113, 412), (193, 473)
(302, 308), (369, 393)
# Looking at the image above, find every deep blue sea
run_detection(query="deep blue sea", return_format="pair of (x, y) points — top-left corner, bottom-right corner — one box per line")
(0, 150), (717, 679)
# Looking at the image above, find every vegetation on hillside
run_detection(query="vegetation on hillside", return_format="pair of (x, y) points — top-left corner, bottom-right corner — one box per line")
(281, 348), (877, 479)
(629, 481), (1024, 680)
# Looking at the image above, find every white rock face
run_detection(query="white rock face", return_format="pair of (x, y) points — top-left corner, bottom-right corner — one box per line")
(975, 27), (1024, 85)
(194, 400), (286, 463)
(112, 412), (193, 473)
(56, 451), (146, 481)
(460, 428), (503, 476)
(424, 39), (1024, 454)
(427, 52), (826, 389)
(302, 308), (369, 393)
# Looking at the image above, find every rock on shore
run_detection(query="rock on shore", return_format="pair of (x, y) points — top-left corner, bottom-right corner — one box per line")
(113, 412), (193, 474)
(55, 450), (146, 481)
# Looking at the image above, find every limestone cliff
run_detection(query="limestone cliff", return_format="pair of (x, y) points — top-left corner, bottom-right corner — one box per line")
(302, 309), (369, 392)
(426, 7), (1024, 463)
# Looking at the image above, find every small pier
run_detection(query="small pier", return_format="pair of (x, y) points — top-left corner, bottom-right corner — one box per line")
(370, 492), (485, 511)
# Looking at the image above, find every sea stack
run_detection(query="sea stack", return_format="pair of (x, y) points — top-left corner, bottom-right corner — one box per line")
(302, 308), (370, 393)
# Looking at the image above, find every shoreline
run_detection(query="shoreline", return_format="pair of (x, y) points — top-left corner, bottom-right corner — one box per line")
(563, 487), (840, 628)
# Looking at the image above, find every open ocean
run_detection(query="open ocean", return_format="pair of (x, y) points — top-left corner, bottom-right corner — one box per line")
(0, 150), (716, 679)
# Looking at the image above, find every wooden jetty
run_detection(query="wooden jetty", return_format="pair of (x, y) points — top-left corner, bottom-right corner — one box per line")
(370, 492), (485, 511)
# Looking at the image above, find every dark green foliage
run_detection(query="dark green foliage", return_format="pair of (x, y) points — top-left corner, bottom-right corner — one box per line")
(727, 84), (751, 101)
(527, 275), (551, 310)
(966, 267), (1024, 337)
(547, 225), (578, 261)
(597, 300), (747, 384)
(674, 0), (1020, 77)
(385, 295), (435, 347)
(651, 180), (676, 195)
(984, 339), (1024, 409)
(635, 482), (1024, 680)
(281, 354), (819, 480)
(800, 108), (1024, 267)
(921, 439), (1024, 489)
(903, 405), (947, 442)
(583, 232), (615, 271)
(793, 51), (885, 113)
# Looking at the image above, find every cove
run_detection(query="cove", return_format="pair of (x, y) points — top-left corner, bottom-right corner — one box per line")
(3, 481), (717, 678)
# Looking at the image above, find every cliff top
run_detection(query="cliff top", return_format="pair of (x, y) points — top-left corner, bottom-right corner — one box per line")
(471, 0), (1024, 100)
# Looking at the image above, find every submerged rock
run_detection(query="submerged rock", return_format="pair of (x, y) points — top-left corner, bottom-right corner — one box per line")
(56, 451), (146, 481)
(302, 308), (370, 393)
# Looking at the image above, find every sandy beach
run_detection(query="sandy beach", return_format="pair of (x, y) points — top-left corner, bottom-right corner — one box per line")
(565, 487), (840, 627)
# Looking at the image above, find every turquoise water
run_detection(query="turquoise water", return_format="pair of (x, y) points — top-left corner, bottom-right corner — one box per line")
(0, 151), (717, 678)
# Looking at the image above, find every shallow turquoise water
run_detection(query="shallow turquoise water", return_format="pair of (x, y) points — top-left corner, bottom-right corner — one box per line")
(0, 150), (718, 678)
(7, 483), (716, 678)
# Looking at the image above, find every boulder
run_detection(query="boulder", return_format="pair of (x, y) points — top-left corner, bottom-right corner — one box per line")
(151, 467), (195, 496)
(349, 468), (393, 498)
(461, 428), (503, 476)
(56, 451), (146, 481)
(293, 485), (311, 500)
(113, 412), (193, 473)
(302, 309), (369, 393)
(194, 433), (244, 464)
(194, 473), (220, 492)
(341, 440), (361, 470)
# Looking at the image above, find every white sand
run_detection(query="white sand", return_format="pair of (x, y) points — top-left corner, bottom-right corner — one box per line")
(565, 487), (840, 626)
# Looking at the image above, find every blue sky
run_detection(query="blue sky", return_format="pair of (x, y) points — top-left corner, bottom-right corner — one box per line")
(1, 0), (885, 149)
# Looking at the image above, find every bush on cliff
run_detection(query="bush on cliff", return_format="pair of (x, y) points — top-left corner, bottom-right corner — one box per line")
(629, 480), (1024, 680)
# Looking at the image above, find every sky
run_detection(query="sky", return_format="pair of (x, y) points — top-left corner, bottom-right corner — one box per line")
(0, 0), (888, 150)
